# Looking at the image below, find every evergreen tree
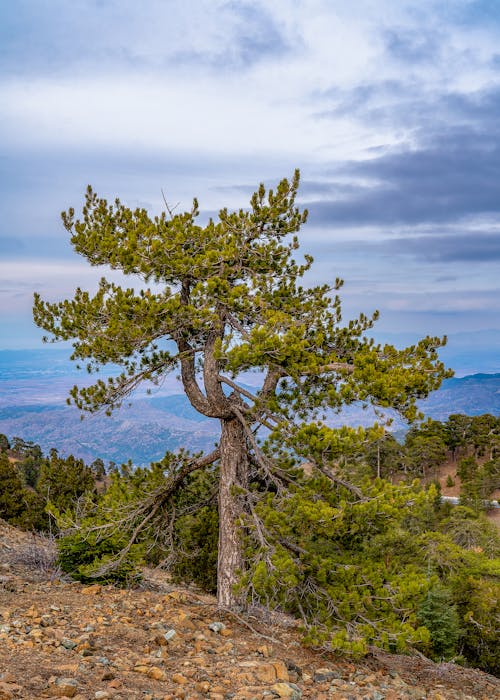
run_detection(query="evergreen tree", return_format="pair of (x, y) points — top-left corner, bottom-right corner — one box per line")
(444, 414), (472, 459)
(0, 434), (10, 453)
(469, 414), (499, 458)
(37, 450), (95, 512)
(364, 432), (404, 479)
(457, 455), (478, 482)
(19, 453), (43, 488)
(33, 171), (450, 609)
(90, 458), (106, 480)
(417, 586), (461, 660)
(10, 437), (43, 461)
(0, 452), (25, 523)
(404, 433), (447, 478)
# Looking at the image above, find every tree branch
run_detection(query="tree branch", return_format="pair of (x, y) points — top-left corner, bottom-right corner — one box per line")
(232, 406), (289, 493)
(307, 458), (364, 499)
(176, 278), (218, 417)
(218, 375), (281, 427)
(303, 362), (354, 375)
(87, 447), (221, 578)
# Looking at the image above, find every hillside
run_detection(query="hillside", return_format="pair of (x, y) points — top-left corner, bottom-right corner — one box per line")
(0, 520), (498, 700)
(1, 349), (500, 465)
(420, 373), (500, 420)
(0, 398), (217, 465)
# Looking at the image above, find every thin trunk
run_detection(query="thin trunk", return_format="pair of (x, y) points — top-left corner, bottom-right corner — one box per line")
(217, 416), (248, 609)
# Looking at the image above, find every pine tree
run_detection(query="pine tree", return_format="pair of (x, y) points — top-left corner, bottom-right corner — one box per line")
(37, 450), (95, 512)
(0, 434), (10, 453)
(417, 586), (461, 660)
(0, 452), (25, 523)
(33, 171), (450, 608)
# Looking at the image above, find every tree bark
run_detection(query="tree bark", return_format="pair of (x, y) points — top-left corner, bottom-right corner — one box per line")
(217, 416), (248, 609)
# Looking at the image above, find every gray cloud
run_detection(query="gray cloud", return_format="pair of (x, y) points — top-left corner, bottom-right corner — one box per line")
(0, 0), (290, 77)
(383, 27), (442, 63)
(305, 113), (500, 228)
(315, 77), (500, 135)
(171, 3), (291, 69)
(384, 232), (500, 262)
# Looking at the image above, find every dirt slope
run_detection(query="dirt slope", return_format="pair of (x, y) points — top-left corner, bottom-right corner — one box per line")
(0, 521), (498, 700)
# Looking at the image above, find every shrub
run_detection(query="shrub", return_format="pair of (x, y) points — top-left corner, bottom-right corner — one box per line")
(454, 576), (500, 675)
(0, 452), (26, 524)
(57, 529), (142, 585)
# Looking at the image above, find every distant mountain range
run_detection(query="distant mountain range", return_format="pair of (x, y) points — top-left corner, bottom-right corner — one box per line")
(0, 349), (499, 465)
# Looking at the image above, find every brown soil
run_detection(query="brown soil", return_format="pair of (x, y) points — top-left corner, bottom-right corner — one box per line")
(0, 521), (499, 700)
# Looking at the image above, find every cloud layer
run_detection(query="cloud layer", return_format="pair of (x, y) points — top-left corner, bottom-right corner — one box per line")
(1, 0), (500, 354)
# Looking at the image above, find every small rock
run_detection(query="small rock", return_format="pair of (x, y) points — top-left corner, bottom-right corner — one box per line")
(81, 584), (102, 595)
(208, 621), (226, 633)
(313, 668), (339, 683)
(148, 667), (166, 681)
(0, 676), (14, 687)
(94, 693), (110, 699)
(273, 661), (290, 682)
(195, 681), (211, 693)
(172, 673), (188, 685)
(61, 638), (78, 650)
(271, 682), (302, 699)
(47, 677), (79, 698)
(164, 628), (176, 641)
(96, 657), (110, 666)
(255, 664), (277, 683)
(133, 665), (150, 675)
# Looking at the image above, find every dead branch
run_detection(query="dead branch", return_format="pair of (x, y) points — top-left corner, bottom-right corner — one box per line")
(87, 447), (220, 578)
(232, 406), (286, 493)
(218, 607), (282, 645)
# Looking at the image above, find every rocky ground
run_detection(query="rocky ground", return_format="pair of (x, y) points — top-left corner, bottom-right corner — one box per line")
(0, 520), (499, 700)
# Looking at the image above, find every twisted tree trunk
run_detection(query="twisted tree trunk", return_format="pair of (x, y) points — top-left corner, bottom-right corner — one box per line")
(217, 416), (248, 608)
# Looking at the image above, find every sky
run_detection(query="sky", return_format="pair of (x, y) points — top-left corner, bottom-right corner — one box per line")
(1, 0), (500, 373)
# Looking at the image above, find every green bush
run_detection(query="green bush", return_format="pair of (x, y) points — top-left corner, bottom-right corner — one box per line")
(0, 452), (26, 524)
(453, 576), (500, 676)
(57, 529), (141, 585)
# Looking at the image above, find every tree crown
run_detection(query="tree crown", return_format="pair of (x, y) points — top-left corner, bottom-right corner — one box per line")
(33, 171), (451, 427)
